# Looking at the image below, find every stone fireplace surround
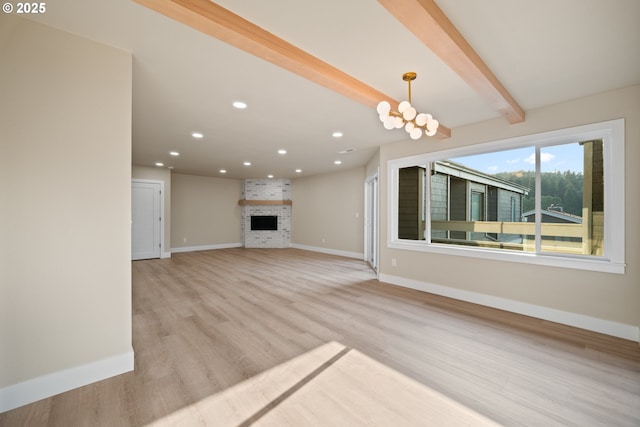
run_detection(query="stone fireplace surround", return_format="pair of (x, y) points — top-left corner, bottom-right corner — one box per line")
(239, 179), (291, 248)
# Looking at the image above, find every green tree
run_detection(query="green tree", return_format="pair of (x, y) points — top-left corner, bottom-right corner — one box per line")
(494, 170), (583, 216)
(562, 182), (582, 215)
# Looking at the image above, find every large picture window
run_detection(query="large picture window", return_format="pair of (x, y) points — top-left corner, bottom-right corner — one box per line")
(388, 119), (625, 273)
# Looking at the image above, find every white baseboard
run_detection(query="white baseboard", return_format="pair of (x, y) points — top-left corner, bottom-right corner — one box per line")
(0, 349), (134, 413)
(161, 251), (171, 259)
(289, 243), (364, 260)
(171, 243), (363, 260)
(171, 243), (242, 253)
(379, 273), (640, 342)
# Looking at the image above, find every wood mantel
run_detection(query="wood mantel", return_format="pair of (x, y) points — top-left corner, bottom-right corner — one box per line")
(238, 200), (292, 206)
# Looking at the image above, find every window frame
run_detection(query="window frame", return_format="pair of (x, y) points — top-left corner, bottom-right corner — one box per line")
(387, 119), (625, 274)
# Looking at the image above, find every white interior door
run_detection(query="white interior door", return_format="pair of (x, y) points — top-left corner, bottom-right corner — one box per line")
(132, 181), (161, 260)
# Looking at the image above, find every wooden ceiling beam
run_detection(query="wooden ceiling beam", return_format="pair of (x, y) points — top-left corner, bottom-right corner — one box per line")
(132, 0), (451, 138)
(378, 0), (525, 124)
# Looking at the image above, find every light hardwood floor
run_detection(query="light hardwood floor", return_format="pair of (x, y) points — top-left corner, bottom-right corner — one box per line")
(2, 248), (639, 426)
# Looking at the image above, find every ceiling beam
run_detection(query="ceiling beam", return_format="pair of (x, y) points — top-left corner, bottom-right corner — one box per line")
(378, 0), (525, 124)
(132, 0), (451, 138)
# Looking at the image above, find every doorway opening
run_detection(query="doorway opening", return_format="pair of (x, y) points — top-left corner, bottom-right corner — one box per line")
(364, 171), (379, 274)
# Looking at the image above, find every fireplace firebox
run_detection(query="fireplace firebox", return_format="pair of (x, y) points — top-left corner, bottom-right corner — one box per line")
(250, 215), (278, 231)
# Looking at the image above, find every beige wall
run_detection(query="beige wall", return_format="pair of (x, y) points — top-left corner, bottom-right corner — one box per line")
(171, 174), (242, 248)
(0, 15), (132, 388)
(365, 150), (380, 179)
(379, 86), (640, 334)
(132, 166), (172, 253)
(292, 167), (365, 255)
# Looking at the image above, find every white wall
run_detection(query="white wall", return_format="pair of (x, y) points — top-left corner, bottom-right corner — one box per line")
(170, 173), (242, 250)
(0, 16), (133, 410)
(378, 86), (640, 341)
(291, 167), (365, 258)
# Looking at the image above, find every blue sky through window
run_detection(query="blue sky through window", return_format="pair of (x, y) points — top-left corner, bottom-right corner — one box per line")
(449, 143), (584, 175)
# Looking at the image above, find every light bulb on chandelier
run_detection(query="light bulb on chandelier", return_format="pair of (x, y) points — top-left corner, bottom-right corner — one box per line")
(377, 72), (439, 140)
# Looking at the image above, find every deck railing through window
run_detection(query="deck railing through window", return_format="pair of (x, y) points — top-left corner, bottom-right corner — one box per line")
(431, 213), (603, 255)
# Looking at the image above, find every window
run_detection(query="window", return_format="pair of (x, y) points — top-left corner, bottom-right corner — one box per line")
(388, 119), (625, 273)
(470, 191), (484, 222)
(510, 197), (517, 222)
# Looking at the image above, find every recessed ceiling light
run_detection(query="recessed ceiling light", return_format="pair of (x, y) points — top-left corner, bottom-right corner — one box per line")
(332, 131), (343, 138)
(233, 101), (247, 109)
(155, 162), (164, 167)
(267, 174), (274, 179)
(277, 149), (287, 155)
(334, 160), (342, 165)
(243, 161), (251, 166)
(169, 151), (180, 156)
(295, 169), (302, 173)
(192, 132), (203, 139)
(220, 169), (227, 174)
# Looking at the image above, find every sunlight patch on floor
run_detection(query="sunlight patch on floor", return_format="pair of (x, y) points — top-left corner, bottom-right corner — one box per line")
(146, 341), (500, 426)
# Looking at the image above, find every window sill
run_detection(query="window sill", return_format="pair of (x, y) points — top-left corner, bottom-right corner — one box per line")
(388, 239), (625, 274)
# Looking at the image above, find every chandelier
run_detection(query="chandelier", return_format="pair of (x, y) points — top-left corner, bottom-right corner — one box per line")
(376, 72), (439, 139)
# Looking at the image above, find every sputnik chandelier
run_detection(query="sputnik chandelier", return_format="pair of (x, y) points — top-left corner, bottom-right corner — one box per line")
(376, 72), (439, 140)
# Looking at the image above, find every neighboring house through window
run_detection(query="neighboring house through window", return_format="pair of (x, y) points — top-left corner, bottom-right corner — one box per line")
(388, 119), (625, 274)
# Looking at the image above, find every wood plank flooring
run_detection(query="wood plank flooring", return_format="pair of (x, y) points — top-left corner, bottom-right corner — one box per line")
(2, 248), (639, 426)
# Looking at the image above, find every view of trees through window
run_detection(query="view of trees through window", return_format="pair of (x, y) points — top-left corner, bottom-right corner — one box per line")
(493, 170), (584, 216)
(398, 140), (605, 256)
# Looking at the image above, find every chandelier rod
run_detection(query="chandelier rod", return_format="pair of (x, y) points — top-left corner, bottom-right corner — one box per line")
(402, 72), (416, 104)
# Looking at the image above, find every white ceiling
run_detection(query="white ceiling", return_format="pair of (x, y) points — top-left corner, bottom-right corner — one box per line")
(25, 0), (640, 179)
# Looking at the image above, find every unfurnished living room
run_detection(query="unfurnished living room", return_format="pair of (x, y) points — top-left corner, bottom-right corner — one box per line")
(1, 1), (639, 426)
